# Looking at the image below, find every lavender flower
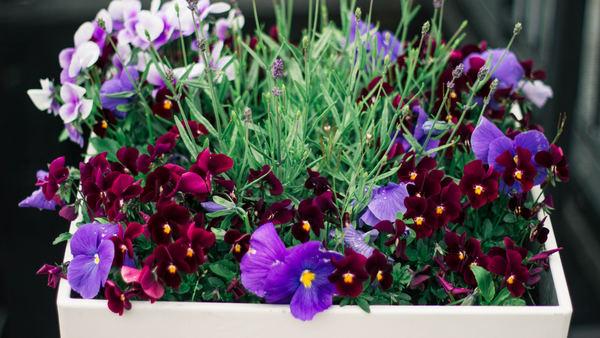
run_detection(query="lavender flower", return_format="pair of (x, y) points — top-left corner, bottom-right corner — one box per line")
(272, 59), (284, 80)
(58, 83), (93, 123)
(520, 80), (553, 108)
(65, 124), (84, 148)
(67, 222), (117, 299)
(359, 182), (410, 227)
(271, 87), (283, 97)
(19, 170), (59, 211)
(452, 63), (465, 78)
(463, 49), (525, 90)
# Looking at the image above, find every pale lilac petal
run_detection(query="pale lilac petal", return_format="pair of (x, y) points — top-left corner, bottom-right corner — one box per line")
(66, 124), (84, 148)
(28, 79), (54, 112)
(413, 106), (428, 141)
(37, 170), (49, 181)
(19, 188), (58, 210)
(100, 79), (128, 112)
(472, 117), (506, 163)
(207, 3), (231, 14)
(74, 22), (95, 47)
(367, 182), (409, 222)
(60, 68), (77, 85)
(359, 208), (382, 227)
(215, 18), (229, 41)
(343, 226), (377, 257)
(120, 66), (139, 92)
(122, 1), (142, 20)
(217, 56), (235, 82)
(59, 103), (79, 123)
(79, 99), (93, 119)
(96, 9), (113, 33)
(150, 0), (161, 14)
(68, 42), (100, 78)
(147, 63), (168, 87)
(59, 48), (75, 69)
(135, 10), (164, 42)
(173, 63), (205, 80)
(521, 80), (553, 108)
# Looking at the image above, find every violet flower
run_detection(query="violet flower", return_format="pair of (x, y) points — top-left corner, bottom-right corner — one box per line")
(58, 83), (93, 123)
(463, 49), (524, 90)
(359, 182), (410, 227)
(437, 275), (472, 296)
(341, 225), (379, 258)
(100, 67), (140, 118)
(59, 41), (100, 84)
(391, 106), (440, 154)
(65, 124), (84, 148)
(263, 241), (342, 321)
(19, 170), (59, 210)
(519, 80), (553, 108)
(68, 222), (117, 299)
(27, 79), (60, 115)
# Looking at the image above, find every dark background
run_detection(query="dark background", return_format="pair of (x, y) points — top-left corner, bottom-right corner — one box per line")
(1, 0), (599, 337)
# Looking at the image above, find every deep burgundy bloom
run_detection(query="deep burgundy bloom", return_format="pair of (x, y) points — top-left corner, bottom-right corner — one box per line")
(82, 169), (120, 214)
(444, 232), (483, 274)
(291, 199), (325, 243)
(226, 279), (246, 300)
(527, 248), (563, 270)
(248, 164), (283, 196)
(257, 199), (293, 225)
(168, 120), (209, 139)
(142, 165), (207, 205)
(304, 168), (331, 195)
(459, 160), (502, 209)
(121, 265), (165, 302)
(488, 249), (529, 297)
(374, 219), (409, 260)
(436, 275), (473, 296)
(365, 249), (393, 291)
(147, 202), (191, 245)
(356, 76), (394, 109)
(534, 144), (569, 182)
(113, 146), (140, 176)
(79, 152), (109, 186)
(153, 244), (191, 289)
(397, 153), (437, 183)
(105, 174), (144, 221)
(173, 224), (216, 273)
(403, 197), (435, 239)
(152, 86), (185, 119)
(508, 193), (532, 220)
(426, 182), (461, 228)
(328, 248), (369, 298)
(189, 148), (234, 199)
(105, 280), (133, 316)
(495, 146), (538, 193)
(109, 222), (144, 268)
(37, 264), (66, 288)
(38, 157), (69, 201)
(92, 108), (117, 139)
(409, 265), (431, 291)
(520, 59), (547, 81)
(224, 229), (251, 262)
(530, 216), (550, 244)
(136, 134), (178, 174)
(407, 169), (443, 198)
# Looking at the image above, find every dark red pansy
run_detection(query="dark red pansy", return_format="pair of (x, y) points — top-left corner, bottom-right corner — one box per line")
(173, 223), (216, 273)
(257, 199), (293, 225)
(226, 279), (246, 300)
(291, 200), (325, 243)
(397, 153), (437, 183)
(152, 86), (185, 119)
(224, 229), (251, 262)
(409, 265), (431, 291)
(488, 237), (528, 262)
(82, 169), (120, 214)
(93, 108), (117, 139)
(488, 249), (530, 298)
(530, 216), (549, 244)
(247, 164), (283, 196)
(188, 148), (234, 200)
(459, 160), (502, 209)
(153, 244), (191, 289)
(109, 222), (144, 267)
(79, 152), (109, 186)
(105, 280), (133, 316)
(105, 174), (144, 221)
(365, 249), (393, 291)
(137, 134), (178, 174)
(534, 144), (569, 182)
(37, 157), (70, 201)
(147, 202), (190, 245)
(444, 232), (483, 274)
(328, 248), (369, 298)
(519, 60), (547, 81)
(495, 146), (538, 193)
(463, 254), (491, 286)
(114, 146), (140, 176)
(406, 169), (443, 198)
(508, 193), (532, 220)
(374, 219), (409, 260)
(168, 120), (209, 139)
(425, 182), (461, 229)
(403, 197), (435, 239)
(304, 168), (331, 195)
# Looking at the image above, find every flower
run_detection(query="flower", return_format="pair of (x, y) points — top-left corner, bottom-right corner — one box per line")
(530, 216), (550, 244)
(173, 224), (216, 273)
(147, 202), (191, 245)
(397, 153), (437, 183)
(458, 159), (502, 209)
(189, 148), (234, 197)
(100, 66), (139, 118)
(391, 107), (440, 154)
(65, 124), (84, 148)
(37, 157), (70, 201)
(403, 197), (435, 239)
(226, 279), (246, 300)
(463, 49), (524, 90)
(59, 41), (100, 83)
(224, 230), (251, 262)
(328, 248), (369, 297)
(37, 264), (66, 288)
(240, 222), (289, 297)
(374, 219), (410, 260)
(272, 58), (284, 79)
(426, 182), (462, 229)
(151, 86), (186, 119)
(520, 80), (553, 108)
(121, 265), (165, 302)
(153, 244), (191, 289)
(291, 199), (325, 243)
(19, 170), (60, 210)
(444, 232), (483, 274)
(495, 146), (538, 193)
(436, 275), (473, 296)
(304, 168), (332, 195)
(58, 83), (93, 123)
(488, 249), (529, 297)
(534, 144), (569, 182)
(527, 248), (563, 270)
(264, 241), (342, 321)
(365, 249), (393, 291)
(409, 265), (432, 291)
(105, 280), (133, 316)
(257, 199), (293, 226)
(27, 78), (60, 115)
(68, 222), (117, 299)
(247, 165), (283, 196)
(109, 222), (144, 268)
(406, 169), (443, 198)
(359, 182), (410, 227)
(340, 223), (380, 258)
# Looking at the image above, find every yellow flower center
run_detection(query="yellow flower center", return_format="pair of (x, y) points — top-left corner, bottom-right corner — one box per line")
(302, 221), (311, 232)
(101, 120), (108, 129)
(409, 172), (417, 180)
(514, 170), (523, 180)
(187, 248), (194, 258)
(163, 100), (172, 110)
(163, 224), (171, 234)
(120, 294), (125, 301)
(120, 244), (127, 253)
(507, 275), (515, 285)
(300, 270), (315, 287)
(435, 206), (445, 215)
(458, 252), (464, 260)
(474, 185), (484, 195)
(234, 243), (241, 253)
(513, 155), (519, 164)
(94, 254), (100, 264)
(376, 271), (383, 282)
(450, 91), (457, 99)
(343, 273), (354, 284)
(168, 265), (177, 274)
(469, 262), (477, 270)
(415, 217), (424, 226)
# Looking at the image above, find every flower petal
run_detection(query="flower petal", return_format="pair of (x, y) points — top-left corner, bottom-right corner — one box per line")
(471, 117), (506, 164)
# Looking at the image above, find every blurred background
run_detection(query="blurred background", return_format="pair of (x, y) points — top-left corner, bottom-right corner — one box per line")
(1, 0), (598, 337)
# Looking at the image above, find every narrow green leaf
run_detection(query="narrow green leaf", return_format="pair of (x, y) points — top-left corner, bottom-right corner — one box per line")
(483, 218), (493, 239)
(470, 265), (495, 302)
(238, 38), (266, 69)
(186, 97), (219, 138)
(53, 232), (72, 245)
(102, 91), (136, 99)
(356, 297), (371, 313)
(58, 127), (69, 142)
(174, 115), (199, 162)
(491, 287), (511, 305)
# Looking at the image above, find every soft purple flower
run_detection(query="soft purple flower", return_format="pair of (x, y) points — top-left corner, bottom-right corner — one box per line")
(27, 79), (60, 115)
(471, 117), (548, 192)
(163, 0), (230, 38)
(464, 49), (525, 90)
(59, 40), (101, 83)
(117, 6), (165, 50)
(359, 182), (410, 227)
(520, 80), (553, 108)
(240, 222), (289, 297)
(392, 106), (440, 154)
(271, 87), (283, 96)
(201, 201), (228, 213)
(374, 30), (403, 60)
(19, 170), (59, 210)
(263, 241), (342, 321)
(67, 222), (117, 299)
(341, 225), (379, 258)
(100, 66), (140, 118)
(65, 124), (84, 148)
(345, 13), (375, 47)
(37, 264), (66, 288)
(59, 83), (93, 123)
(272, 59), (284, 80)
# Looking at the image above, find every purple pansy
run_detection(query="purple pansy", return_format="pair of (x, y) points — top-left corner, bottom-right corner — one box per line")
(100, 66), (139, 118)
(59, 83), (93, 123)
(471, 117), (548, 192)
(19, 170), (59, 210)
(65, 124), (84, 148)
(341, 225), (379, 258)
(392, 106), (440, 154)
(263, 241), (342, 321)
(464, 49), (524, 90)
(359, 182), (410, 227)
(240, 222), (289, 297)
(67, 222), (117, 299)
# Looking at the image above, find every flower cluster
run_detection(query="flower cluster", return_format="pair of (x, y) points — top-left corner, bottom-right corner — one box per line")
(24, 0), (566, 321)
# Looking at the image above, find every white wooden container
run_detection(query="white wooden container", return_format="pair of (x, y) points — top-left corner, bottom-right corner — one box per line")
(56, 185), (572, 338)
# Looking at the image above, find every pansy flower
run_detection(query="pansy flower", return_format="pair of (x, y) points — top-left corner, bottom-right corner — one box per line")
(487, 249), (529, 298)
(27, 78), (60, 115)
(38, 157), (70, 202)
(19, 170), (60, 210)
(365, 249), (393, 291)
(526, 248), (563, 271)
(458, 159), (502, 209)
(257, 199), (293, 226)
(105, 174), (144, 221)
(409, 265), (432, 291)
(359, 182), (410, 227)
(68, 222), (117, 299)
(403, 197), (435, 239)
(153, 244), (191, 289)
(328, 248), (369, 298)
(100, 66), (139, 118)
(109, 222), (144, 268)
(495, 146), (538, 193)
(340, 222), (380, 258)
(105, 280), (134, 316)
(374, 219), (410, 260)
(534, 144), (569, 182)
(530, 216), (549, 244)
(291, 199), (325, 243)
(426, 182), (461, 229)
(147, 202), (191, 245)
(59, 83), (93, 123)
(136, 134), (178, 174)
(226, 279), (246, 300)
(305, 168), (331, 196)
(152, 86), (185, 119)
(444, 232), (482, 274)
(406, 169), (443, 198)
(397, 152), (437, 183)
(37, 264), (66, 288)
(224, 230), (251, 262)
(173, 224), (216, 273)
(247, 164), (283, 196)
(189, 148), (234, 198)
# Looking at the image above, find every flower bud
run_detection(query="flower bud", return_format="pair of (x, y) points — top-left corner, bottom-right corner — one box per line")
(433, 0), (443, 8)
(490, 78), (499, 91)
(381, 155), (388, 162)
(477, 67), (489, 81)
(384, 55), (390, 66)
(302, 36), (309, 50)
(452, 63), (464, 78)
(97, 18), (106, 31)
(272, 58), (284, 80)
(514, 22), (522, 35)
(144, 29), (151, 41)
(446, 81), (455, 89)
(355, 7), (362, 23)
(197, 38), (206, 52)
(401, 105), (410, 116)
(422, 21), (430, 35)
(175, 2), (180, 13)
(324, 124), (331, 132)
(362, 172), (369, 179)
(296, 110), (302, 118)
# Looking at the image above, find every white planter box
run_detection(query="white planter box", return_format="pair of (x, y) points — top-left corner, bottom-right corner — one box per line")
(56, 186), (572, 338)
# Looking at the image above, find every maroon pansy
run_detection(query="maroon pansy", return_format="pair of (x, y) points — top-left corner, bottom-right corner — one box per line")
(79, 152), (109, 186)
(409, 265), (431, 291)
(495, 146), (538, 193)
(527, 248), (563, 271)
(365, 249), (393, 291)
(38, 157), (69, 201)
(153, 244), (191, 289)
(436, 275), (473, 296)
(374, 219), (409, 260)
(403, 197), (435, 239)
(152, 87), (185, 119)
(304, 168), (331, 195)
(105, 280), (133, 316)
(463, 254), (491, 286)
(37, 264), (66, 288)
(488, 237), (528, 262)
(459, 160), (502, 209)
(224, 229), (251, 262)
(147, 202), (190, 245)
(397, 153), (437, 183)
(173, 224), (216, 273)
(226, 279), (246, 300)
(407, 169), (443, 198)
(168, 120), (209, 139)
(189, 148), (234, 200)
(534, 144), (569, 182)
(356, 76), (393, 109)
(488, 249), (530, 298)
(137, 134), (178, 174)
(508, 193), (532, 220)
(530, 216), (549, 244)
(426, 182), (461, 229)
(248, 164), (283, 196)
(121, 265), (165, 303)
(82, 169), (120, 214)
(291, 200), (325, 243)
(92, 108), (117, 139)
(444, 232), (482, 274)
(519, 60), (547, 81)
(109, 222), (144, 267)
(105, 174), (144, 221)
(257, 199), (293, 225)
(328, 248), (369, 298)
(112, 146), (140, 176)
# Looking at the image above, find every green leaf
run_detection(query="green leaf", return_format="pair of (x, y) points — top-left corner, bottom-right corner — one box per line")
(212, 196), (236, 209)
(209, 263), (236, 280)
(503, 214), (516, 223)
(53, 232), (72, 245)
(470, 266), (495, 302)
(238, 38), (266, 69)
(340, 297), (351, 307)
(491, 287), (512, 305)
(206, 209), (235, 218)
(174, 115), (199, 161)
(405, 247), (418, 261)
(208, 277), (225, 289)
(58, 127), (69, 142)
(406, 228), (417, 246)
(175, 282), (190, 294)
(494, 227), (505, 236)
(483, 218), (493, 239)
(503, 298), (526, 306)
(186, 97), (219, 138)
(356, 297), (371, 313)
(89, 137), (120, 162)
(102, 91), (136, 99)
